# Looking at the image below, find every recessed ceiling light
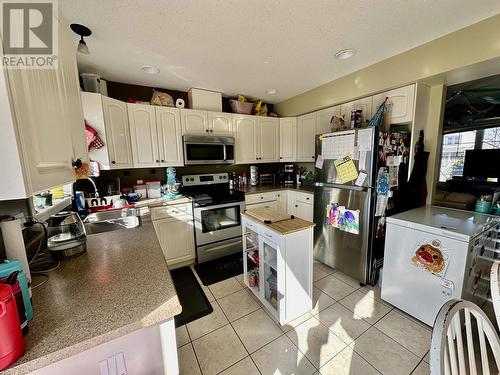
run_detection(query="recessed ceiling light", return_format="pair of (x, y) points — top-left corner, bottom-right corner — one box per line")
(335, 49), (356, 60)
(141, 65), (160, 74)
(263, 60), (270, 64)
(266, 89), (277, 95)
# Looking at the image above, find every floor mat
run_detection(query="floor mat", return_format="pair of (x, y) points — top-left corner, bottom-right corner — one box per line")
(170, 266), (213, 327)
(194, 252), (243, 286)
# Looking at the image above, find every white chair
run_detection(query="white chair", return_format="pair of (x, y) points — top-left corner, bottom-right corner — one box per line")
(430, 299), (500, 375)
(490, 261), (500, 331)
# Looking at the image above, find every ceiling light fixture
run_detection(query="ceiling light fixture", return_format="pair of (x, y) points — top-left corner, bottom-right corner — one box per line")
(266, 89), (277, 95)
(263, 61), (270, 64)
(335, 49), (356, 60)
(70, 23), (92, 55)
(141, 65), (160, 74)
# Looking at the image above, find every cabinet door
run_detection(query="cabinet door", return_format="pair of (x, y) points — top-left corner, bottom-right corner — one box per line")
(260, 236), (284, 322)
(128, 103), (159, 168)
(153, 218), (195, 266)
(296, 114), (316, 162)
(372, 84), (415, 125)
(208, 112), (233, 135)
(57, 17), (88, 164)
(181, 109), (208, 134)
(102, 96), (133, 169)
(279, 118), (296, 162)
(315, 106), (340, 135)
(295, 201), (313, 221)
(287, 191), (296, 216)
(5, 70), (76, 194)
(258, 117), (280, 163)
(234, 115), (258, 164)
(156, 107), (184, 166)
(275, 191), (288, 214)
(340, 97), (373, 127)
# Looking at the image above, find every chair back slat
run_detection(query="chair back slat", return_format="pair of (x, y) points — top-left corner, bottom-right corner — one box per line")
(447, 324), (459, 374)
(464, 308), (478, 375)
(491, 261), (500, 331)
(452, 312), (466, 374)
(431, 299), (500, 375)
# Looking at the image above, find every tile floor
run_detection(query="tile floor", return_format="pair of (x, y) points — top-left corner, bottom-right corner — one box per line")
(176, 262), (431, 374)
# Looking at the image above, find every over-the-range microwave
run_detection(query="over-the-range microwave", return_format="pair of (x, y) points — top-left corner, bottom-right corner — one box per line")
(183, 135), (235, 165)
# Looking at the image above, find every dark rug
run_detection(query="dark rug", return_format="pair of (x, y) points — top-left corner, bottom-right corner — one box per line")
(170, 266), (213, 327)
(194, 252), (243, 286)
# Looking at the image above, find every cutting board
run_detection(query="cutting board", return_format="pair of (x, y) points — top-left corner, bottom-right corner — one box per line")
(245, 208), (290, 223)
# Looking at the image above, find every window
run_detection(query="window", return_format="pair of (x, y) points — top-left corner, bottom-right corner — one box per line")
(439, 126), (500, 182)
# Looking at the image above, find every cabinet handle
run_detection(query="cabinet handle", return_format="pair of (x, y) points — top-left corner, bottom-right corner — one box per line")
(156, 160), (160, 163)
(261, 197), (264, 199)
(312, 156), (315, 159)
(161, 159), (165, 162)
(206, 129), (209, 132)
(306, 197), (310, 200)
(295, 205), (298, 208)
(280, 156), (283, 159)
(111, 161), (116, 164)
(210, 130), (213, 132)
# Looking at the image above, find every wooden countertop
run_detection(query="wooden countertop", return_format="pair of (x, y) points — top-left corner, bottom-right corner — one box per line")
(243, 208), (315, 235)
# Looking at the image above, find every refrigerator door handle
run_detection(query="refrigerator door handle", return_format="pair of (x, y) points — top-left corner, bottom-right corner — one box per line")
(314, 182), (371, 192)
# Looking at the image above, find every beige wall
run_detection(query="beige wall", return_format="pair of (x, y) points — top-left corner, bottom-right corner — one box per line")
(275, 13), (500, 117)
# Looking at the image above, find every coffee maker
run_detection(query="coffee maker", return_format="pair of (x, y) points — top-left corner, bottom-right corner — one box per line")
(279, 164), (295, 185)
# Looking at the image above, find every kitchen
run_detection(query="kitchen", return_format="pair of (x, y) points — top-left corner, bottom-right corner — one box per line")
(2, 1), (500, 375)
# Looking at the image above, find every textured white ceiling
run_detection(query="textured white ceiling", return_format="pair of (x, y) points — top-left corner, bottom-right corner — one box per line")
(60, 0), (500, 103)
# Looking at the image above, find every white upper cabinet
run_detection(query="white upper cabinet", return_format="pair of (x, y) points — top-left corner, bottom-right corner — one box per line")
(340, 97), (373, 127)
(208, 112), (233, 135)
(128, 103), (159, 168)
(279, 118), (297, 162)
(296, 113), (316, 162)
(0, 15), (87, 198)
(234, 114), (258, 164)
(257, 117), (280, 163)
(181, 109), (208, 134)
(372, 84), (415, 125)
(156, 107), (184, 166)
(102, 96), (133, 169)
(315, 106), (340, 135)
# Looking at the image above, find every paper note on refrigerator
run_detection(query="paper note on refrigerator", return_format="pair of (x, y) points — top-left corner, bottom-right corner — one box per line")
(321, 131), (355, 160)
(334, 155), (359, 183)
(357, 128), (373, 152)
(315, 155), (324, 169)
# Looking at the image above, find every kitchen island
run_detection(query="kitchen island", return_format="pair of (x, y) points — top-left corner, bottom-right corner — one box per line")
(242, 208), (315, 325)
(5, 200), (186, 375)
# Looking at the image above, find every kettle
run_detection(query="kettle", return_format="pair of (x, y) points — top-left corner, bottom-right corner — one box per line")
(0, 284), (25, 370)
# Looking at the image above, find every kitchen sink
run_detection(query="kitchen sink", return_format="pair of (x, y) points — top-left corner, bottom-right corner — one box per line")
(83, 208), (141, 235)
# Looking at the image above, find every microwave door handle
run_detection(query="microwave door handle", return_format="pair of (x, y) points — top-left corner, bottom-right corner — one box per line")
(223, 144), (227, 161)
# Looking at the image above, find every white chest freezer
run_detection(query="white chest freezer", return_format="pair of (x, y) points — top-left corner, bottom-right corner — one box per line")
(381, 205), (499, 326)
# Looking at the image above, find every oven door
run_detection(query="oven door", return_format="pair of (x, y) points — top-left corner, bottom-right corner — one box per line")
(194, 201), (245, 246)
(183, 135), (235, 165)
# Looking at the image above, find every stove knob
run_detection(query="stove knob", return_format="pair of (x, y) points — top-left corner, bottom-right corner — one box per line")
(223, 175), (227, 179)
(219, 176), (223, 179)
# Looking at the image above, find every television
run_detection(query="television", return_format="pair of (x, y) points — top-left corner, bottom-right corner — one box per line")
(463, 149), (500, 179)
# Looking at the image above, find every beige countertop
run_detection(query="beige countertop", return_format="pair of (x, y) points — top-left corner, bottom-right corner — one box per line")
(236, 183), (315, 195)
(5, 200), (184, 374)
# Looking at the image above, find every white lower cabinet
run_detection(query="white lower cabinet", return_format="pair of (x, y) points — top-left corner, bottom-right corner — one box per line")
(245, 190), (313, 221)
(242, 215), (313, 325)
(31, 319), (178, 375)
(287, 191), (314, 221)
(151, 203), (196, 267)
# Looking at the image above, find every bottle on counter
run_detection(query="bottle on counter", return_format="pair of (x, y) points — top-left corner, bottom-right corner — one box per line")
(242, 172), (248, 188)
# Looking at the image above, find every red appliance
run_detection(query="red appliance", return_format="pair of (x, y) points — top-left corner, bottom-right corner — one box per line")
(0, 284), (25, 370)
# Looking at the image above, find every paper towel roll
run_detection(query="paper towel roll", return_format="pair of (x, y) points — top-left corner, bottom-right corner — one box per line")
(1, 218), (31, 283)
(175, 98), (185, 108)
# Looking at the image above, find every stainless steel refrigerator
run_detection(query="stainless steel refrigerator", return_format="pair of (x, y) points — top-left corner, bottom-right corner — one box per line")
(313, 128), (377, 284)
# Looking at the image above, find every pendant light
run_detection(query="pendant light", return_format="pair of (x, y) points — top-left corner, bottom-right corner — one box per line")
(70, 24), (92, 55)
